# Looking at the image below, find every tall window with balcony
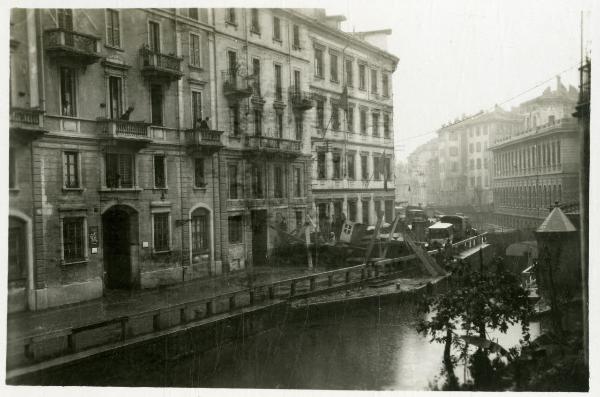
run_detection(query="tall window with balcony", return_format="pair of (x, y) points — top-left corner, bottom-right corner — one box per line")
(228, 163), (239, 199)
(63, 217), (85, 263)
(330, 53), (338, 82)
(314, 48), (323, 78)
(189, 33), (201, 67)
(360, 109), (367, 134)
(254, 109), (262, 136)
(230, 104), (241, 136)
(154, 155), (166, 188)
(371, 69), (378, 94)
(191, 209), (209, 256)
(348, 201), (357, 221)
(358, 64), (366, 90)
(382, 73), (389, 97)
(293, 167), (302, 197)
(153, 213), (170, 252)
(63, 151), (80, 188)
(293, 70), (301, 94)
(273, 16), (281, 41)
(274, 166), (284, 198)
(372, 113), (379, 137)
(345, 59), (353, 87)
(373, 157), (382, 180)
(106, 153), (134, 188)
(108, 76), (122, 120)
(57, 8), (73, 31)
(106, 9), (120, 48)
(252, 164), (263, 198)
(361, 155), (368, 180)
(276, 112), (284, 138)
(148, 21), (160, 52)
(347, 154), (355, 180)
(317, 152), (326, 179)
(292, 24), (300, 49)
(295, 115), (303, 141)
(150, 84), (163, 125)
(250, 9), (260, 33)
(384, 157), (391, 182)
(60, 67), (77, 116)
(194, 158), (205, 187)
(383, 114), (390, 138)
(192, 91), (202, 128)
(316, 99), (324, 130)
(274, 63), (283, 101)
(362, 200), (369, 224)
(332, 152), (341, 179)
(252, 58), (261, 96)
(188, 8), (199, 20)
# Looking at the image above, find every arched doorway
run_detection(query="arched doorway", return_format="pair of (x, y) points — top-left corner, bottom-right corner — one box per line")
(102, 205), (138, 289)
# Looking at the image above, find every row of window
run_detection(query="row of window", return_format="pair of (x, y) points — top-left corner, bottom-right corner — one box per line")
(313, 47), (390, 96)
(315, 100), (391, 137)
(9, 151), (208, 191)
(494, 140), (561, 177)
(469, 157), (489, 171)
(317, 199), (394, 225)
(61, 208), (210, 263)
(468, 141), (488, 154)
(228, 162), (304, 200)
(244, 9), (301, 49)
(494, 184), (562, 209)
(469, 175), (489, 188)
(316, 152), (392, 181)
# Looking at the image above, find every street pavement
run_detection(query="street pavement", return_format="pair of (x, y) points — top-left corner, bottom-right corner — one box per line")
(7, 266), (323, 341)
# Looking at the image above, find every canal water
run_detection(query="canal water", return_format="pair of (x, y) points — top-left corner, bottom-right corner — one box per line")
(27, 297), (536, 390)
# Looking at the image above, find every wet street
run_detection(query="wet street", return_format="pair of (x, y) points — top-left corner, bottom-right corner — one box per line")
(30, 298), (536, 390)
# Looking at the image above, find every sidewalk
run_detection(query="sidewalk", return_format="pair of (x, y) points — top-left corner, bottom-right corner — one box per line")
(7, 266), (323, 341)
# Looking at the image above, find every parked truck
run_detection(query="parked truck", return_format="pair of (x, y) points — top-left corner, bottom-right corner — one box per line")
(438, 214), (476, 242)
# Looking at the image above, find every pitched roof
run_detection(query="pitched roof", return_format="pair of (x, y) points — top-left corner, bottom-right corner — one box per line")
(536, 207), (577, 233)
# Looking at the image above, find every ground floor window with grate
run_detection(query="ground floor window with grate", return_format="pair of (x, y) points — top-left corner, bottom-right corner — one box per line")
(8, 218), (27, 283)
(229, 215), (243, 243)
(63, 217), (85, 263)
(153, 213), (170, 252)
(191, 209), (210, 255)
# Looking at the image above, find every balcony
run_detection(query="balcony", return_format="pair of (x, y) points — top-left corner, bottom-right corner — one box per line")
(139, 47), (183, 83)
(97, 119), (152, 149)
(243, 136), (302, 159)
(289, 89), (314, 111)
(44, 29), (101, 66)
(185, 128), (224, 154)
(222, 70), (253, 102)
(10, 107), (48, 140)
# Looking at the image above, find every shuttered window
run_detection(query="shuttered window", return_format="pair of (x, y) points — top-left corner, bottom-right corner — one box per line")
(106, 9), (121, 47)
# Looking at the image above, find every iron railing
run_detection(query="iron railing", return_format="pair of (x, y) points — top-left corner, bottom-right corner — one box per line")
(10, 107), (44, 127)
(245, 135), (302, 153)
(44, 28), (100, 55)
(186, 129), (224, 146)
(140, 47), (183, 74)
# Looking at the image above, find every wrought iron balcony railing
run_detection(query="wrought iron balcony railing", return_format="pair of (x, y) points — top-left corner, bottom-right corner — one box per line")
(289, 89), (314, 111)
(44, 28), (101, 65)
(222, 70), (253, 101)
(244, 135), (302, 158)
(140, 47), (183, 82)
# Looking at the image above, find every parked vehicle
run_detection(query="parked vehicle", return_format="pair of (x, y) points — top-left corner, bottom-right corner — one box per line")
(427, 222), (454, 246)
(439, 214), (476, 241)
(405, 206), (427, 224)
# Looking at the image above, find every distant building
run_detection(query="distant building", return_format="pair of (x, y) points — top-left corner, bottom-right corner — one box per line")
(489, 77), (579, 230)
(435, 106), (522, 209)
(405, 138), (438, 206)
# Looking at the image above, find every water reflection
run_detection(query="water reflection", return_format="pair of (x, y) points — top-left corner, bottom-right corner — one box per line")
(32, 299), (537, 390)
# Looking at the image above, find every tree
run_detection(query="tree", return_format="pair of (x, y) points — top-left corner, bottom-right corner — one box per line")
(416, 259), (533, 390)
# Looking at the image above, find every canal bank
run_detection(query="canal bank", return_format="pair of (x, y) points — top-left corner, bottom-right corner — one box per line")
(7, 234), (493, 385)
(8, 274), (451, 388)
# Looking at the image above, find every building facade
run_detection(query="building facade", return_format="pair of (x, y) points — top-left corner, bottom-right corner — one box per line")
(405, 138), (437, 207)
(490, 80), (580, 230)
(435, 107), (522, 209)
(8, 8), (397, 313)
(297, 10), (399, 228)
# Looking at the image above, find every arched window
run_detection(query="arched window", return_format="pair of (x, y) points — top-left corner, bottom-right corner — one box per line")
(191, 208), (210, 258)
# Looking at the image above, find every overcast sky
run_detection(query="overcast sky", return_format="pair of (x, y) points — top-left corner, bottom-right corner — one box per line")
(324, 0), (592, 161)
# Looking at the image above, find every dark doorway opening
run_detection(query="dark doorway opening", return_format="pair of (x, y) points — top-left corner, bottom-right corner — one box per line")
(102, 206), (135, 289)
(251, 210), (268, 267)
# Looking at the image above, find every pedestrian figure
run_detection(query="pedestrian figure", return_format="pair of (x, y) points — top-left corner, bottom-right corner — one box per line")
(120, 106), (135, 120)
(199, 117), (209, 130)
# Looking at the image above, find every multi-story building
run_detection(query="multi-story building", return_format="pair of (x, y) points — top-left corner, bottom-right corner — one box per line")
(296, 10), (399, 228)
(9, 8), (227, 312)
(490, 78), (579, 230)
(435, 106), (522, 209)
(212, 8), (313, 269)
(9, 8), (397, 313)
(405, 138), (437, 206)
